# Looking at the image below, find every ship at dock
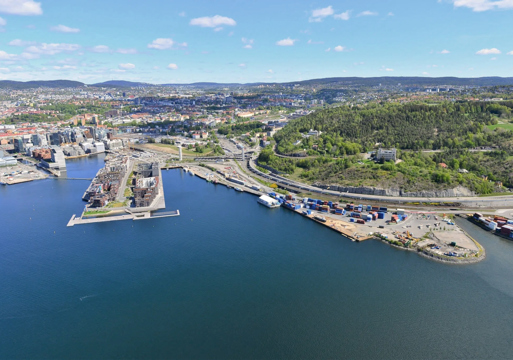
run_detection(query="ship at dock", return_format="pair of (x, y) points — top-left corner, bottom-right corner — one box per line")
(257, 195), (280, 208)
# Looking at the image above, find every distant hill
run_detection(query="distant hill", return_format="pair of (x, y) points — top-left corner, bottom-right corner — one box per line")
(163, 77), (513, 87)
(91, 80), (154, 88)
(1, 76), (512, 90)
(0, 80), (84, 90)
(281, 76), (513, 87)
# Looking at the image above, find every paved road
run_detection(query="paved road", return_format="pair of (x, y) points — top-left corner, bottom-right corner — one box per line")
(244, 155), (513, 209)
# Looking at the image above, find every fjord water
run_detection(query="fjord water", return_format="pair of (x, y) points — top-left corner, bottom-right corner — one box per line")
(1, 155), (513, 359)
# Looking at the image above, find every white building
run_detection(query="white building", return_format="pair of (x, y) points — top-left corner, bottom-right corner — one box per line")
(376, 148), (397, 162)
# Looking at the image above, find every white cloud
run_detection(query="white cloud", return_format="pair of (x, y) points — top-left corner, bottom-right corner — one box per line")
(116, 48), (138, 54)
(119, 63), (135, 70)
(167, 63), (178, 70)
(388, 12), (395, 16)
(310, 5), (334, 22)
(276, 37), (296, 46)
(111, 69), (125, 73)
(476, 48), (501, 55)
(267, 69), (273, 73)
(25, 43), (80, 55)
(153, 66), (159, 70)
(508, 51), (513, 55)
(8, 39), (35, 46)
(0, 0), (42, 15)
(0, 16), (6, 26)
(20, 51), (38, 59)
(491, 57), (497, 60)
(50, 24), (80, 33)
(147, 38), (181, 50)
(0, 50), (17, 60)
(325, 47), (331, 52)
(334, 10), (350, 20)
(334, 45), (346, 52)
(0, 67), (10, 72)
(385, 68), (394, 71)
(357, 10), (378, 16)
(440, 49), (450, 54)
(422, 71), (429, 75)
(307, 39), (324, 44)
(452, 0), (513, 12)
(190, 15), (236, 28)
(213, 27), (223, 32)
(53, 65), (76, 70)
(242, 37), (254, 49)
(238, 63), (246, 68)
(91, 45), (110, 53)
(178, 11), (186, 17)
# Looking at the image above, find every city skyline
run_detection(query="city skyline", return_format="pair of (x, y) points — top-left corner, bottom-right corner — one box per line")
(0, 0), (512, 83)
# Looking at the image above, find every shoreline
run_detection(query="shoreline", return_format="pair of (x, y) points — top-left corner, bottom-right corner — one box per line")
(184, 166), (486, 265)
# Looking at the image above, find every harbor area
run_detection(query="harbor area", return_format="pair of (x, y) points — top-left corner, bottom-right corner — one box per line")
(0, 161), (48, 185)
(262, 194), (485, 263)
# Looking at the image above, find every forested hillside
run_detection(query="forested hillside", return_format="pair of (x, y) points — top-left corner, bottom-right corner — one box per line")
(275, 102), (513, 155)
(260, 102), (513, 194)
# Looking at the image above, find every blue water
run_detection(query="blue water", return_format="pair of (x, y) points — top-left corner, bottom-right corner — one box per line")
(1, 155), (513, 359)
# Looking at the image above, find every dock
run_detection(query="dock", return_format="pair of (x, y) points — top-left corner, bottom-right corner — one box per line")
(67, 210), (180, 227)
(296, 210), (373, 242)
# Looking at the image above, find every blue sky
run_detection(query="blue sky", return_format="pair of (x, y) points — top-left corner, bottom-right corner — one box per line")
(0, 0), (512, 83)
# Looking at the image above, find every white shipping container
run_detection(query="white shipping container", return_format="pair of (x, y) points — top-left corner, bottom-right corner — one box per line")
(488, 221), (497, 230)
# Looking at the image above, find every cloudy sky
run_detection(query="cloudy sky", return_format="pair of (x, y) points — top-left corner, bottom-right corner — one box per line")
(0, 0), (512, 83)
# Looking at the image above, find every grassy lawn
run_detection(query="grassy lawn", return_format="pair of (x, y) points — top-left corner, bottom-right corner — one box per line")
(148, 143), (213, 156)
(107, 201), (125, 208)
(487, 123), (513, 131)
(83, 210), (111, 216)
(478, 192), (513, 197)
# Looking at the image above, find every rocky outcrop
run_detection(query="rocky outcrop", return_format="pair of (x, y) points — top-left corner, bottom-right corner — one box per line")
(312, 183), (475, 198)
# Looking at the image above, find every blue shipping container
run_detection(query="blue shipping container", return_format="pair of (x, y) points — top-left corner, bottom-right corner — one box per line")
(378, 212), (385, 219)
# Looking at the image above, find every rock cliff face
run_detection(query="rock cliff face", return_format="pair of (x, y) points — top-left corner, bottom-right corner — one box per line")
(312, 184), (475, 198)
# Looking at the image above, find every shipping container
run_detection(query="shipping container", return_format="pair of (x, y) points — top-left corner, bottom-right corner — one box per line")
(488, 221), (498, 230)
(379, 207), (388, 212)
(357, 219), (365, 224)
(378, 212), (385, 219)
(350, 218), (355, 222)
(372, 206), (379, 212)
(366, 205), (372, 211)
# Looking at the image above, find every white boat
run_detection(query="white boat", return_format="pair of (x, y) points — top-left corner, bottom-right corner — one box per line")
(257, 195), (280, 208)
(234, 187), (244, 192)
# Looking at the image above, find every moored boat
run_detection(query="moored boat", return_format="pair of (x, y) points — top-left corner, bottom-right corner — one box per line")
(257, 195), (280, 208)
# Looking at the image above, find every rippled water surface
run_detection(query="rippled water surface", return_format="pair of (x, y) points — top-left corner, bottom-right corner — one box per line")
(1, 155), (513, 359)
